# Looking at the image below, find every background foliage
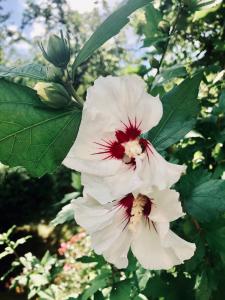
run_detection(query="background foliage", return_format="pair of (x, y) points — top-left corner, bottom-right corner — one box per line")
(0, 0), (225, 299)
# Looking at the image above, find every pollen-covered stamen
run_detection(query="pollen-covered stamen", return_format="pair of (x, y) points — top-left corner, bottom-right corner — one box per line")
(128, 194), (152, 231)
(124, 140), (142, 158)
(118, 193), (153, 231)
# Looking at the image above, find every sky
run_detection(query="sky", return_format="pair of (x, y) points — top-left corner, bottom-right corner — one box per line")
(2, 0), (133, 59)
(2, 0), (120, 33)
(1, 0), (142, 61)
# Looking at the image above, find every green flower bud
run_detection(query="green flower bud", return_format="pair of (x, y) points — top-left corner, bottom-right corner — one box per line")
(46, 66), (64, 82)
(34, 82), (71, 109)
(39, 31), (70, 68)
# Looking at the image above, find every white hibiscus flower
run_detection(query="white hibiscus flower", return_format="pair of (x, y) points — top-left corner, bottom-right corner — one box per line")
(64, 75), (186, 203)
(71, 188), (196, 270)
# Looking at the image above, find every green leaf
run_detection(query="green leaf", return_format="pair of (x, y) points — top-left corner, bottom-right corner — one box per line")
(206, 225), (225, 253)
(145, 73), (202, 151)
(0, 63), (48, 81)
(176, 168), (212, 199)
(152, 65), (187, 89)
(143, 276), (170, 298)
(0, 79), (81, 177)
(110, 280), (131, 300)
(77, 254), (106, 267)
(72, 0), (150, 74)
(182, 179), (225, 222)
(144, 3), (162, 37)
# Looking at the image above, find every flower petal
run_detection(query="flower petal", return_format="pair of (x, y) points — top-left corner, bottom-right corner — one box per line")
(140, 147), (186, 190)
(163, 230), (196, 263)
(72, 194), (132, 269)
(131, 220), (193, 270)
(71, 195), (116, 233)
(90, 206), (132, 269)
(81, 166), (142, 203)
(149, 188), (184, 223)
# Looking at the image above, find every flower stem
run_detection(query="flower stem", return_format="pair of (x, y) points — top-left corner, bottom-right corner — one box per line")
(65, 68), (84, 107)
(152, 2), (182, 87)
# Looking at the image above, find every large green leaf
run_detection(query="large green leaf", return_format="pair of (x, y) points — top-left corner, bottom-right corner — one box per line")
(72, 0), (150, 74)
(177, 169), (225, 222)
(0, 63), (48, 81)
(145, 73), (202, 151)
(0, 79), (81, 177)
(183, 179), (225, 223)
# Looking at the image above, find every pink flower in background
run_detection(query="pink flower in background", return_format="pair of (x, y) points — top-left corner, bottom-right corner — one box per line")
(70, 232), (86, 244)
(71, 188), (195, 270)
(58, 242), (69, 256)
(64, 75), (186, 203)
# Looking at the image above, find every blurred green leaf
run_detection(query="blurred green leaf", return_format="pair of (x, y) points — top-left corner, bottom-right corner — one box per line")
(0, 248), (14, 260)
(152, 65), (187, 89)
(145, 73), (202, 151)
(81, 270), (111, 300)
(51, 203), (74, 226)
(193, 1), (222, 21)
(0, 79), (81, 176)
(71, 172), (82, 190)
(206, 225), (225, 253)
(218, 89), (225, 111)
(14, 236), (32, 248)
(77, 254), (105, 267)
(72, 0), (150, 74)
(143, 276), (169, 298)
(144, 3), (162, 37)
(0, 63), (48, 81)
(94, 291), (104, 300)
(195, 270), (218, 300)
(110, 280), (131, 300)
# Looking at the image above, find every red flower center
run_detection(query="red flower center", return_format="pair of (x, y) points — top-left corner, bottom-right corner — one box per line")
(93, 118), (152, 167)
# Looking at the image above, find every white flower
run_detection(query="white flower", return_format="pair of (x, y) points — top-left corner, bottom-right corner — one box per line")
(64, 75), (186, 203)
(71, 188), (196, 270)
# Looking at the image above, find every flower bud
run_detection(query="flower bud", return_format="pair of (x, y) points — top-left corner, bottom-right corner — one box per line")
(34, 82), (71, 109)
(39, 31), (70, 68)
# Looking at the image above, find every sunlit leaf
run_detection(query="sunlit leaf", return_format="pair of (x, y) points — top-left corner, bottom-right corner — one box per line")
(72, 0), (150, 75)
(0, 79), (81, 176)
(0, 63), (48, 81)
